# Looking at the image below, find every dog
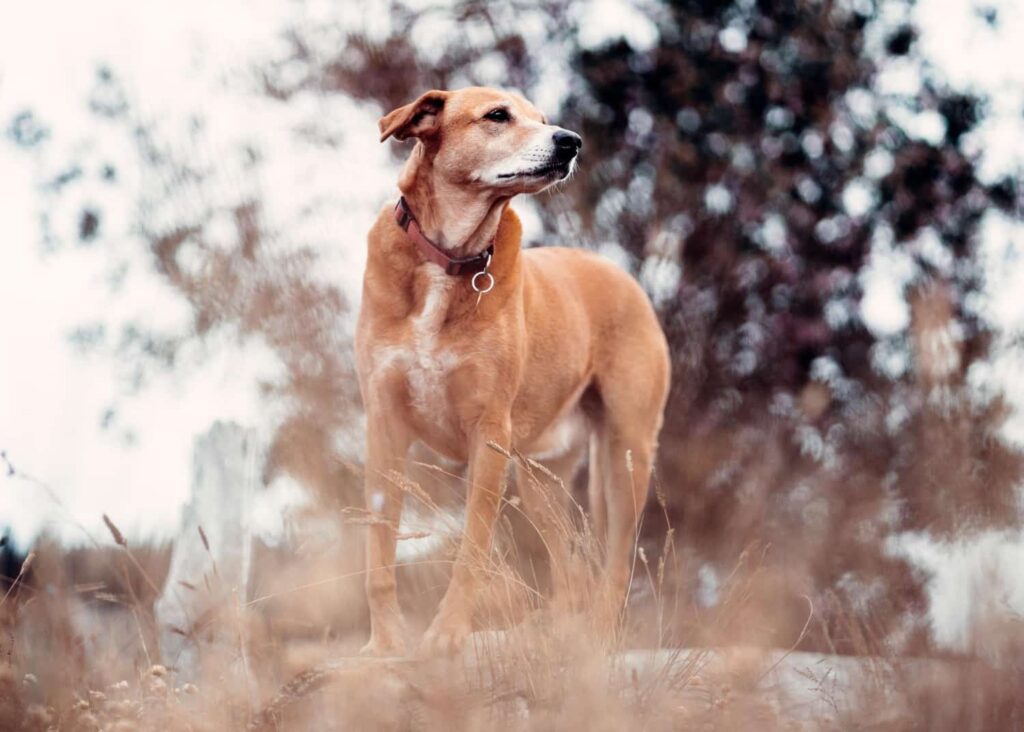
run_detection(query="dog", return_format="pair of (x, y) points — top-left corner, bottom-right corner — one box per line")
(355, 87), (670, 656)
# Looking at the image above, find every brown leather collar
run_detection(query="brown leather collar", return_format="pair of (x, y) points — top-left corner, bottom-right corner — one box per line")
(394, 197), (494, 276)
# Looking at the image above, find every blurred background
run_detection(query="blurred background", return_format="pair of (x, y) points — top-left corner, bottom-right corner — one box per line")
(2, 0), (1023, 720)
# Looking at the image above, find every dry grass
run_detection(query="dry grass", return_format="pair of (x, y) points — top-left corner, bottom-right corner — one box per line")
(3, 448), (1023, 731)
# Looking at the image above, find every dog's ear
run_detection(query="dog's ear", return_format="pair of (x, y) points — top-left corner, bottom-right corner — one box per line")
(379, 90), (449, 143)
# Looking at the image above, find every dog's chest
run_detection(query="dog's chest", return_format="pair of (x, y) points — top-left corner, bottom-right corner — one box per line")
(372, 269), (460, 424)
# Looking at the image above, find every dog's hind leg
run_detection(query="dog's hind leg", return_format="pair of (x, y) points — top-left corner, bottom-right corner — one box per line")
(587, 424), (609, 557)
(592, 332), (669, 633)
(516, 444), (585, 610)
(601, 426), (654, 620)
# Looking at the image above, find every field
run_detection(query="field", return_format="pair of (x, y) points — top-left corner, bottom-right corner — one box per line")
(3, 444), (1023, 731)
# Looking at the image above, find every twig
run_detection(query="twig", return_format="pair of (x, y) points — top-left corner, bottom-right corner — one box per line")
(756, 595), (815, 685)
(0, 551), (35, 609)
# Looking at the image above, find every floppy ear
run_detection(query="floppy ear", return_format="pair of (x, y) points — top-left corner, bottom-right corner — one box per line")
(378, 90), (449, 143)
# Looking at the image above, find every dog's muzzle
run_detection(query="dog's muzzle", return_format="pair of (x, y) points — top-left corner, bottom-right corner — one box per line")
(495, 129), (582, 180)
(552, 129), (583, 163)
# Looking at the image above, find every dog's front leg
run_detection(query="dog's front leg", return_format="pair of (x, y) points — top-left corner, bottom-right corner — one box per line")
(360, 410), (411, 657)
(420, 416), (511, 655)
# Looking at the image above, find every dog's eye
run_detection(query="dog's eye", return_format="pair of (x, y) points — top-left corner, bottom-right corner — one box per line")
(484, 108), (511, 123)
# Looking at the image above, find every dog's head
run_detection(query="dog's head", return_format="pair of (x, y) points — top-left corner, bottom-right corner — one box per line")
(379, 87), (581, 195)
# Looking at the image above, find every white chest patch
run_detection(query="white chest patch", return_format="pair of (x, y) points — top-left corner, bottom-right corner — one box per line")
(373, 267), (458, 423)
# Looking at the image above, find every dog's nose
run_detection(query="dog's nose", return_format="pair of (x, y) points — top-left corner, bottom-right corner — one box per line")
(552, 129), (582, 161)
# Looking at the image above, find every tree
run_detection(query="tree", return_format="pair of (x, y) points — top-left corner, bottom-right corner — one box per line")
(279, 0), (1022, 651)
(8, 0), (1022, 653)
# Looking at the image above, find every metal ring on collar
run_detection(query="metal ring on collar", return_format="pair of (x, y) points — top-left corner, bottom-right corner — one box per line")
(471, 270), (495, 294)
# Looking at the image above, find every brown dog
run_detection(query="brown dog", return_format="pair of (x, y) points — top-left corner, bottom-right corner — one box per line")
(355, 87), (670, 656)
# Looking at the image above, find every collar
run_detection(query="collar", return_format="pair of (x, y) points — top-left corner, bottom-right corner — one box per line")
(394, 196), (494, 276)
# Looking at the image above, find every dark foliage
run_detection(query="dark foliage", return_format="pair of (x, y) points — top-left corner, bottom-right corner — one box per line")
(298, 0), (1022, 651)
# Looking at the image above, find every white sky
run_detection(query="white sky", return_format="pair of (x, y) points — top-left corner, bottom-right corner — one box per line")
(0, 0), (1022, 650)
(0, 0), (397, 543)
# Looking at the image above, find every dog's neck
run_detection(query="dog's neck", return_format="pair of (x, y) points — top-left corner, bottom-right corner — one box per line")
(398, 147), (510, 259)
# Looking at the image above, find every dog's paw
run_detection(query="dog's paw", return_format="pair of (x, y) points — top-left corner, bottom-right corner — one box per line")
(418, 613), (472, 657)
